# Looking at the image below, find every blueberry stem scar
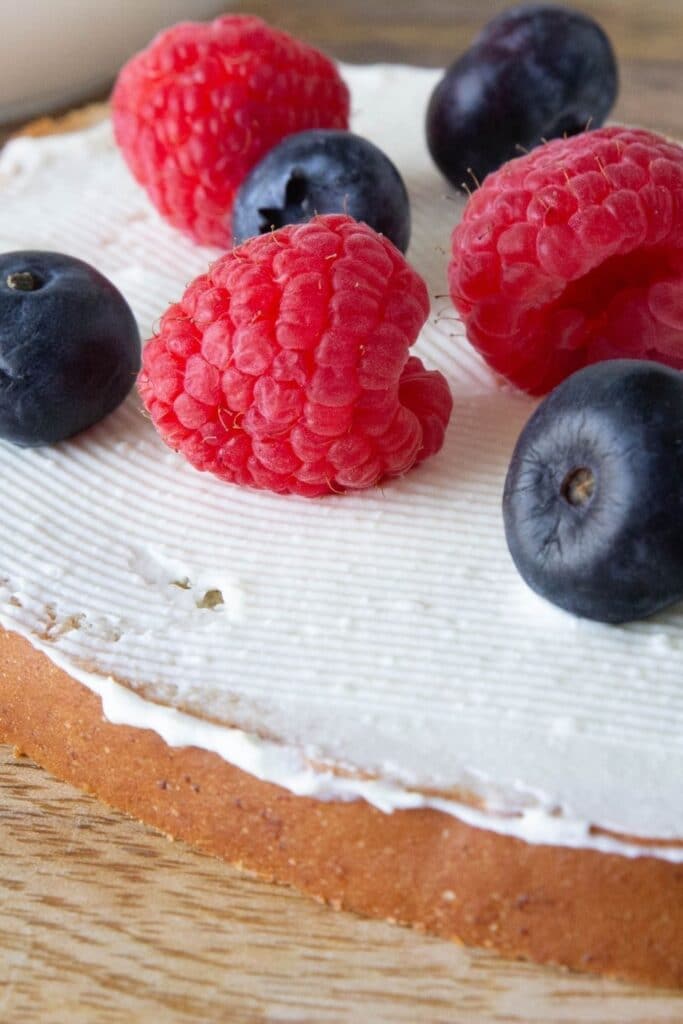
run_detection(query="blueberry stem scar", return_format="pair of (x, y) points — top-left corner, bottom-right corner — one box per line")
(562, 467), (596, 507)
(6, 271), (40, 292)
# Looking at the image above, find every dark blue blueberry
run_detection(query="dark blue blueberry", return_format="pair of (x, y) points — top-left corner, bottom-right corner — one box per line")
(426, 4), (618, 191)
(232, 130), (411, 252)
(0, 251), (140, 446)
(503, 360), (683, 624)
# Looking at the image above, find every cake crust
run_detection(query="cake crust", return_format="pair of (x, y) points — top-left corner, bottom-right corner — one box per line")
(10, 103), (109, 139)
(1, 625), (680, 989)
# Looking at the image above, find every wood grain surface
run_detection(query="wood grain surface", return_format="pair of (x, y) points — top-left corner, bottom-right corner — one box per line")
(2, 2), (683, 1021)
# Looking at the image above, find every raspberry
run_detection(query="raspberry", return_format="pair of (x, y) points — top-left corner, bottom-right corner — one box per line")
(449, 127), (683, 394)
(112, 16), (349, 248)
(139, 215), (452, 497)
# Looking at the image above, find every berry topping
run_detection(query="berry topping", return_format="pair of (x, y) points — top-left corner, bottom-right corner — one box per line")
(0, 251), (140, 446)
(138, 215), (452, 497)
(232, 130), (411, 253)
(112, 15), (350, 248)
(449, 126), (683, 395)
(503, 360), (683, 624)
(427, 4), (618, 191)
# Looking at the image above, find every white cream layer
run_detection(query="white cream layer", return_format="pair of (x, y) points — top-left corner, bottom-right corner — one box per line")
(0, 64), (681, 860)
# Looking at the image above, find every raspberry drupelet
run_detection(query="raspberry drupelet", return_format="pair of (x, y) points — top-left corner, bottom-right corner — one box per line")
(449, 127), (683, 394)
(139, 215), (453, 497)
(112, 15), (350, 248)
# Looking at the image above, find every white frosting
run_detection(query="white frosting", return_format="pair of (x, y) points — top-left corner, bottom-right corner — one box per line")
(0, 64), (681, 861)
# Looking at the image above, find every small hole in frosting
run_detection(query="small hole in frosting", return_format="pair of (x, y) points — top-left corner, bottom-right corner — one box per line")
(196, 589), (224, 610)
(58, 613), (85, 635)
(40, 607), (85, 642)
(171, 577), (192, 590)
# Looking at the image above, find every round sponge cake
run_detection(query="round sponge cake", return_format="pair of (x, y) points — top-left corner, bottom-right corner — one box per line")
(0, 65), (681, 986)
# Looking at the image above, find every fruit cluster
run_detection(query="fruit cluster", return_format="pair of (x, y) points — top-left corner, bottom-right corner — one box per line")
(2, 6), (683, 624)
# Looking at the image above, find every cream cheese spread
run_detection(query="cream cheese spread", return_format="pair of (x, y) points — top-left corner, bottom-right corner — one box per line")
(0, 64), (681, 860)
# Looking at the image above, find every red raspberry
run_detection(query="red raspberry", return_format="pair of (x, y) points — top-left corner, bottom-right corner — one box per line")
(139, 215), (452, 497)
(112, 16), (349, 248)
(449, 127), (683, 394)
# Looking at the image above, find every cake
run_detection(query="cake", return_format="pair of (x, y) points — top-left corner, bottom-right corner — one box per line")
(0, 62), (681, 987)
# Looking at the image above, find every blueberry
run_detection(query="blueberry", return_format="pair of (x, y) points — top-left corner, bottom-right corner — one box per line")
(232, 130), (411, 252)
(503, 360), (683, 624)
(426, 4), (618, 191)
(0, 251), (140, 446)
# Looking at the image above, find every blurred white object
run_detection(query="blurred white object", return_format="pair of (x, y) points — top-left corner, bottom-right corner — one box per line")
(0, 0), (232, 124)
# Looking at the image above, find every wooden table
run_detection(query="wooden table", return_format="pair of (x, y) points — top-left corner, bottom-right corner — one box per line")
(1, 3), (682, 1020)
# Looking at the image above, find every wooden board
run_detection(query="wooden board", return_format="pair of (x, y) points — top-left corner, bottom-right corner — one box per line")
(2, 2), (683, 1020)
